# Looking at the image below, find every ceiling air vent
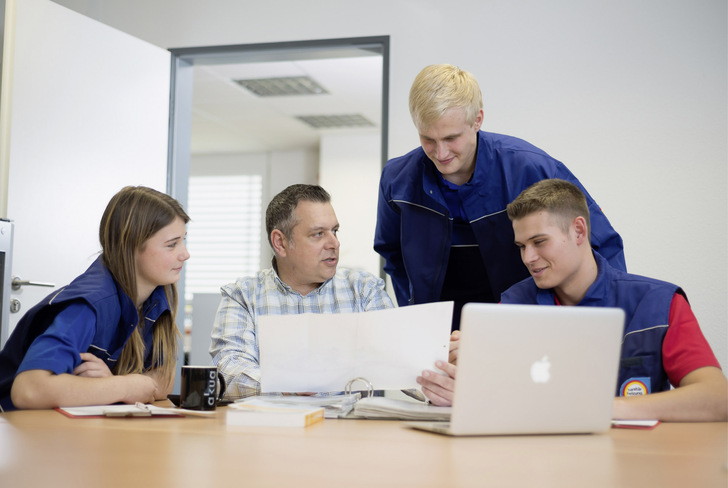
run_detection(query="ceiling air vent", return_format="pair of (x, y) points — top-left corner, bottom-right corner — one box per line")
(233, 76), (328, 97)
(296, 114), (375, 129)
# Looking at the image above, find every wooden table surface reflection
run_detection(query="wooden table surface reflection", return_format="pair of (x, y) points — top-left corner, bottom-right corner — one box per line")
(0, 406), (725, 487)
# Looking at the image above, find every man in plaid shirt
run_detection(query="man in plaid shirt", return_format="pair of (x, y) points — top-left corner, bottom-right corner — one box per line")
(210, 184), (394, 399)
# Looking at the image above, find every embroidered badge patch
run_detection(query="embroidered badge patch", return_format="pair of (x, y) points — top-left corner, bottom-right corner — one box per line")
(621, 377), (651, 396)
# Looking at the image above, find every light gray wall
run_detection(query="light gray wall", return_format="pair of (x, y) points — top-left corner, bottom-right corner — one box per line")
(50, 0), (728, 370)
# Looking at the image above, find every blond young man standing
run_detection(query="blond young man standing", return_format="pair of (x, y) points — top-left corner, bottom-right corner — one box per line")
(374, 64), (625, 330)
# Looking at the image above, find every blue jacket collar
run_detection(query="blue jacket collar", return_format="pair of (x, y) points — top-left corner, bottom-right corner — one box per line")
(141, 286), (171, 326)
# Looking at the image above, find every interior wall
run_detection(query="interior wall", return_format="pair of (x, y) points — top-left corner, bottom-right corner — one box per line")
(319, 131), (381, 276)
(49, 0), (728, 370)
(1, 0), (170, 344)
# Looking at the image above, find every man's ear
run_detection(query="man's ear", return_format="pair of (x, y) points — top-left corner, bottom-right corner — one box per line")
(473, 109), (484, 131)
(573, 216), (589, 245)
(270, 229), (288, 257)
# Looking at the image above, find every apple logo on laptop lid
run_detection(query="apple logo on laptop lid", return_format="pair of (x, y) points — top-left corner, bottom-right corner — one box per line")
(530, 356), (551, 384)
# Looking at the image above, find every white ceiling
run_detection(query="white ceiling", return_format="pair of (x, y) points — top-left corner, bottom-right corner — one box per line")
(190, 55), (383, 154)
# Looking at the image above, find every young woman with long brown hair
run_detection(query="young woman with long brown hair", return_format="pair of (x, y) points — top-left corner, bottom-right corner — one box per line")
(0, 186), (190, 410)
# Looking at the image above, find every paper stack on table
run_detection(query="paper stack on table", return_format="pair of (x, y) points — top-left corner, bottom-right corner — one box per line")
(235, 393), (360, 418)
(347, 397), (451, 421)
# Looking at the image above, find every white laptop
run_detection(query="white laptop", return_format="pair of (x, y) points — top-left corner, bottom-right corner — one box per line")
(409, 303), (625, 436)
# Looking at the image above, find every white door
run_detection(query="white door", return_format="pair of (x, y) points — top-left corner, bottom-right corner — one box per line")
(0, 0), (171, 345)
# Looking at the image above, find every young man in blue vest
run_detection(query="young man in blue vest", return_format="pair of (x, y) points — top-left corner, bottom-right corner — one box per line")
(417, 179), (726, 421)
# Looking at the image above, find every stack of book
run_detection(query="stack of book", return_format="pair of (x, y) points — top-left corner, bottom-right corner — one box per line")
(233, 393), (360, 419)
(227, 398), (325, 427)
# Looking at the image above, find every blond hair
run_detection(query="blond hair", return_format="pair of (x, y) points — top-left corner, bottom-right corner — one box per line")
(409, 64), (483, 130)
(99, 186), (189, 389)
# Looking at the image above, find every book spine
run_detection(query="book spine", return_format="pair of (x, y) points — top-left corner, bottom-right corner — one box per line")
(305, 409), (324, 426)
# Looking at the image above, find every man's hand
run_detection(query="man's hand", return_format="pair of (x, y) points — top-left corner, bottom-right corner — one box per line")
(612, 366), (728, 422)
(449, 330), (461, 364)
(417, 360), (457, 406)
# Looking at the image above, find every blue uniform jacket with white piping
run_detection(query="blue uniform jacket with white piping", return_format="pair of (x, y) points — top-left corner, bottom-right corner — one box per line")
(374, 130), (626, 307)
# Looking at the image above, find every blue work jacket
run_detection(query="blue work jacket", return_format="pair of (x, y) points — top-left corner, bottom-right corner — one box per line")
(374, 131), (626, 307)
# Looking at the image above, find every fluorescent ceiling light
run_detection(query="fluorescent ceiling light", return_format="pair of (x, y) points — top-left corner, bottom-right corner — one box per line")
(295, 114), (375, 129)
(234, 76), (328, 96)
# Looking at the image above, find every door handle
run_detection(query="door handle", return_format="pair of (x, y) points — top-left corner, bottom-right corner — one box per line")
(11, 276), (56, 291)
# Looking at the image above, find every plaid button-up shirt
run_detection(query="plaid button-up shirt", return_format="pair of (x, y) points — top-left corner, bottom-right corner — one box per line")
(210, 267), (394, 399)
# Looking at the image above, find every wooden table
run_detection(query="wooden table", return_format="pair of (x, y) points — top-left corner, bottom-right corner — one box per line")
(0, 406), (725, 487)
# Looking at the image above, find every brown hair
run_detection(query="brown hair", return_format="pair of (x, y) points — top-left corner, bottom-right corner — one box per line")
(99, 186), (190, 389)
(265, 184), (331, 246)
(506, 179), (591, 236)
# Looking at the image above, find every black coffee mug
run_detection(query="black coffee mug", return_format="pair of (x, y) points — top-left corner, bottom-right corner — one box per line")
(179, 365), (226, 410)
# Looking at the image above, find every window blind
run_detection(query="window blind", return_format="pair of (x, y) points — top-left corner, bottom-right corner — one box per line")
(185, 174), (263, 297)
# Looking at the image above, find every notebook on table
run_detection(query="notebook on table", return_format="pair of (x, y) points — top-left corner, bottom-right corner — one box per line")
(408, 303), (624, 436)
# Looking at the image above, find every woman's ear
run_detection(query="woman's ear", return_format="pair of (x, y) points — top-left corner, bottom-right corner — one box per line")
(270, 229), (287, 257)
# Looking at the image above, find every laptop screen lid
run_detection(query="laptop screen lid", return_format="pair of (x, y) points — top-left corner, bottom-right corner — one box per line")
(449, 303), (624, 436)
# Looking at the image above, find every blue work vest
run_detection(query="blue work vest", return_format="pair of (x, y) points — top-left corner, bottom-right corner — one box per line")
(0, 257), (170, 410)
(501, 252), (680, 395)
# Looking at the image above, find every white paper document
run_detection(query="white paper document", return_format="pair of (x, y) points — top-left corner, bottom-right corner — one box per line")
(258, 301), (453, 393)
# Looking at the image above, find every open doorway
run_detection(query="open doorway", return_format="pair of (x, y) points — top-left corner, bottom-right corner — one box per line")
(167, 37), (389, 364)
